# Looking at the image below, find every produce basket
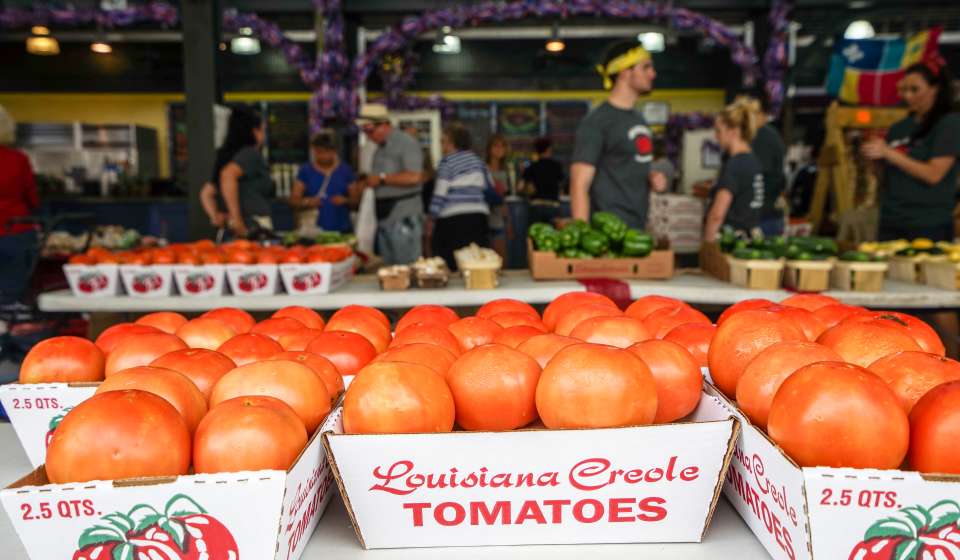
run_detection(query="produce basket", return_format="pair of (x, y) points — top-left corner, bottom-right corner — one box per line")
(923, 260), (960, 291)
(455, 244), (502, 289)
(783, 260), (833, 292)
(830, 260), (888, 292)
(727, 257), (784, 290)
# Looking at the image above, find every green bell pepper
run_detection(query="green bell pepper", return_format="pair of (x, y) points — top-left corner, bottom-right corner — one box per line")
(561, 247), (581, 259)
(621, 229), (654, 257)
(580, 230), (610, 256)
(559, 227), (581, 250)
(528, 222), (552, 239)
(591, 212), (627, 243)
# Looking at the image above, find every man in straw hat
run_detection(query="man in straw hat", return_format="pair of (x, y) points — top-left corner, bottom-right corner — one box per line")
(356, 103), (425, 265)
(570, 41), (667, 230)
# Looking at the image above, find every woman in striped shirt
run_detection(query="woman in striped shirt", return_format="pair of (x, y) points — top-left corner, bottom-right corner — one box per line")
(427, 123), (493, 270)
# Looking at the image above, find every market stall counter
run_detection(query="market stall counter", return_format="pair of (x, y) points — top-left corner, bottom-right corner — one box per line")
(0, 423), (769, 559)
(37, 270), (960, 313)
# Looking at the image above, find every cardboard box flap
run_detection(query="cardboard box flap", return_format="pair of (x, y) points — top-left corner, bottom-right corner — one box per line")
(323, 397), (737, 549)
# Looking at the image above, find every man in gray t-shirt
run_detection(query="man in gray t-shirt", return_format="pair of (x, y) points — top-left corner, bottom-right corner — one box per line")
(571, 41), (667, 230)
(357, 104), (424, 265)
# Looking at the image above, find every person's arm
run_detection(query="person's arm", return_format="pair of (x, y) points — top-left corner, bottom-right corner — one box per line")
(368, 143), (425, 188)
(703, 189), (733, 242)
(570, 162), (597, 222)
(219, 162), (247, 236)
(650, 170), (668, 193)
(20, 156), (39, 210)
(290, 179), (320, 208)
(199, 182), (226, 227)
(869, 143), (955, 185)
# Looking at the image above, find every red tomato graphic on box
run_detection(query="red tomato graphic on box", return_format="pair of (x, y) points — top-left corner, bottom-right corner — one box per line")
(45, 407), (72, 448)
(72, 494), (238, 560)
(291, 271), (322, 292)
(849, 500), (960, 560)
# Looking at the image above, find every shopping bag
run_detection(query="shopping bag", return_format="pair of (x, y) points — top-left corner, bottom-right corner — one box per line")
(356, 187), (378, 255)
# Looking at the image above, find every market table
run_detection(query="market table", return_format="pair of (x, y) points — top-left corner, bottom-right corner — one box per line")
(37, 270), (960, 312)
(0, 423), (769, 559)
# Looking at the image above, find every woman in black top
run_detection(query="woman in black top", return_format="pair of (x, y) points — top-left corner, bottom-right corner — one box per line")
(217, 106), (274, 238)
(522, 137), (565, 226)
(704, 97), (765, 241)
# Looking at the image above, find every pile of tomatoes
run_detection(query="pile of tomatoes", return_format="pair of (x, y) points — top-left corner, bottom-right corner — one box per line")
(67, 239), (353, 266)
(707, 293), (960, 474)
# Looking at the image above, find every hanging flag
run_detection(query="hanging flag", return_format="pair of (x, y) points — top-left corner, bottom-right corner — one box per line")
(825, 27), (942, 106)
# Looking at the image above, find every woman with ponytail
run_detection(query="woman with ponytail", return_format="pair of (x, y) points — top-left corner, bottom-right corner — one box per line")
(703, 97), (766, 242)
(862, 57), (959, 242)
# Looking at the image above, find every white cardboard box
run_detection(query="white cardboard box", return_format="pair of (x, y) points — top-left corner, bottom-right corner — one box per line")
(119, 265), (175, 297)
(279, 258), (354, 295)
(0, 383), (98, 468)
(63, 264), (122, 297)
(715, 387), (960, 559)
(322, 387), (739, 549)
(1, 408), (343, 560)
(225, 264), (280, 296)
(172, 264), (227, 297)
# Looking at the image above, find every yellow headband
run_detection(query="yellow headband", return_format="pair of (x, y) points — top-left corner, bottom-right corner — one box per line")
(595, 46), (652, 90)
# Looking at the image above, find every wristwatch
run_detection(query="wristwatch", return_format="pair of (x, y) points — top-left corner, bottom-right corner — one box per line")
(378, 172), (387, 186)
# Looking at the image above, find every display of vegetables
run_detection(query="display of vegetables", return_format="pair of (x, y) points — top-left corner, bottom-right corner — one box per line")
(529, 214), (654, 258)
(720, 227), (839, 261)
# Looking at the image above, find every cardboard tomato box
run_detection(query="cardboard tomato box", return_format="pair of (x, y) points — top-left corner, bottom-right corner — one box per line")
(279, 257), (354, 295)
(172, 264), (227, 297)
(225, 264), (279, 296)
(1, 408), (343, 560)
(119, 265), (175, 297)
(527, 240), (674, 280)
(63, 264), (122, 297)
(322, 386), (739, 549)
(712, 386), (960, 559)
(0, 383), (98, 468)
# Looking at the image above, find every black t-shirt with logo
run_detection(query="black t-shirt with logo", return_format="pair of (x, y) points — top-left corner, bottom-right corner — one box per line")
(716, 152), (764, 233)
(522, 157), (565, 201)
(751, 123), (786, 218)
(881, 113), (960, 229)
(572, 102), (653, 229)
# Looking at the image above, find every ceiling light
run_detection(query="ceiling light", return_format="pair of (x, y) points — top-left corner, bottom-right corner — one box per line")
(638, 32), (665, 52)
(26, 36), (60, 56)
(219, 42), (227, 51)
(432, 30), (460, 54)
(31, 26), (50, 36)
(844, 20), (875, 39)
(91, 41), (113, 54)
(239, 27), (253, 36)
(545, 22), (565, 53)
(230, 36), (261, 55)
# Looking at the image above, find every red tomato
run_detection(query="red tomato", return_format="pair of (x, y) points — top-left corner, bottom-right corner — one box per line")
(96, 366), (207, 433)
(542, 292), (617, 331)
(447, 317), (504, 351)
(389, 324), (462, 356)
(569, 316), (651, 348)
(768, 361), (909, 468)
(516, 334), (580, 369)
(329, 305), (390, 331)
(813, 303), (869, 329)
(325, 312), (391, 353)
(278, 328), (325, 351)
(817, 319), (922, 368)
(396, 305), (459, 333)
(867, 351), (960, 413)
(624, 295), (686, 321)
(770, 305), (828, 341)
(150, 348), (236, 399)
(909, 380), (960, 473)
(735, 341), (842, 429)
(216, 333), (283, 367)
(446, 344), (542, 430)
(843, 311), (946, 356)
(46, 390), (190, 483)
(210, 360), (331, 432)
(642, 305), (711, 339)
(194, 396), (308, 473)
(134, 312), (187, 334)
(268, 351), (344, 401)
(20, 336), (105, 383)
(492, 326), (545, 349)
(553, 303), (623, 337)
(717, 299), (776, 325)
(476, 299), (539, 320)
(662, 323), (716, 369)
(105, 332), (188, 377)
(343, 362), (455, 434)
(201, 307), (255, 334)
(627, 339), (703, 423)
(94, 323), (160, 355)
(487, 312), (547, 332)
(272, 306), (325, 330)
(175, 317), (237, 350)
(250, 317), (306, 342)
(371, 343), (458, 377)
(306, 331), (378, 376)
(779, 293), (839, 312)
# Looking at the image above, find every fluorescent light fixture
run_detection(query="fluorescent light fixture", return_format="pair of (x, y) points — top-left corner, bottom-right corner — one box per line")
(231, 36), (261, 55)
(638, 32), (665, 52)
(26, 36), (60, 56)
(91, 41), (113, 54)
(844, 20), (875, 39)
(239, 27), (253, 36)
(432, 31), (461, 54)
(31, 26), (50, 36)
